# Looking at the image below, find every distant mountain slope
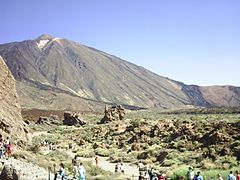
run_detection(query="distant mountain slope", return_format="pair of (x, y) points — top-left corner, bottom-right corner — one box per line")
(0, 34), (239, 110)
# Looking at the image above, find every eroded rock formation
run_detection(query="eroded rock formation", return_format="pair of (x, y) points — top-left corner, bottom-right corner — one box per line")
(0, 56), (27, 143)
(100, 105), (125, 123)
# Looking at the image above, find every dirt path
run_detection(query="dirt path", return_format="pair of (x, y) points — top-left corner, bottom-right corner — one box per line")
(28, 131), (140, 178)
(76, 156), (139, 178)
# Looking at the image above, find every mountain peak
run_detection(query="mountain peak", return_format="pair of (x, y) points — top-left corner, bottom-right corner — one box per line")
(36, 34), (55, 40)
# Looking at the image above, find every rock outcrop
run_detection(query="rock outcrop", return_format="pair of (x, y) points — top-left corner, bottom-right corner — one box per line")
(63, 111), (86, 126)
(100, 105), (125, 123)
(0, 164), (20, 180)
(0, 56), (27, 143)
(36, 115), (60, 125)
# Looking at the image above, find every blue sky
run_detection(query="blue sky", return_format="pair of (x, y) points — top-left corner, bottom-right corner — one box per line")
(1, 0), (240, 86)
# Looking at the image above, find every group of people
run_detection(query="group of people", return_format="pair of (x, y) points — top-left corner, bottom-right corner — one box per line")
(187, 167), (240, 180)
(139, 170), (167, 180)
(72, 157), (86, 180)
(138, 162), (167, 180)
(115, 162), (125, 173)
(53, 159), (86, 180)
(0, 136), (13, 159)
(137, 165), (240, 180)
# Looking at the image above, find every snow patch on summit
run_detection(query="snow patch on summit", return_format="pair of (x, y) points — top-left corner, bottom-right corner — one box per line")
(36, 39), (49, 49)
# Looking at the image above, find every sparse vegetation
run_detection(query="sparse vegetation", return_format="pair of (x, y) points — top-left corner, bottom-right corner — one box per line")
(20, 108), (240, 179)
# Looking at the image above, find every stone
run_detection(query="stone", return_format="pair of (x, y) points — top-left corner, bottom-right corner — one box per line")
(63, 111), (86, 126)
(0, 164), (20, 180)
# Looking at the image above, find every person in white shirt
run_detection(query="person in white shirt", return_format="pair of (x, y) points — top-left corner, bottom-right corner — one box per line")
(187, 167), (195, 180)
(78, 162), (86, 180)
(227, 171), (236, 180)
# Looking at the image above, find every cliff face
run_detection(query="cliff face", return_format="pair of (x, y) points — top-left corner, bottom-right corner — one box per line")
(0, 56), (27, 143)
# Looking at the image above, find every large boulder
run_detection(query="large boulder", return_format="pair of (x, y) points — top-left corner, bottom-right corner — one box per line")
(0, 164), (20, 180)
(0, 56), (27, 144)
(63, 111), (86, 126)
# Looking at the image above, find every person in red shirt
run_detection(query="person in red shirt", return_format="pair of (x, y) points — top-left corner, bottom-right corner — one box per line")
(158, 173), (166, 180)
(7, 142), (13, 157)
(236, 171), (240, 180)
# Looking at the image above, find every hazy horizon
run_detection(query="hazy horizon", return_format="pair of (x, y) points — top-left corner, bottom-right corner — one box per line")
(1, 0), (239, 86)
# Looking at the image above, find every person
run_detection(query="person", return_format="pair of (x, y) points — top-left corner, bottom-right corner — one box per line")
(54, 163), (65, 180)
(143, 171), (150, 180)
(227, 171), (236, 180)
(72, 161), (78, 179)
(158, 173), (166, 180)
(194, 171), (203, 180)
(78, 162), (86, 180)
(115, 163), (118, 173)
(115, 162), (119, 173)
(6, 142), (13, 157)
(53, 163), (57, 176)
(148, 168), (154, 180)
(152, 174), (159, 180)
(4, 137), (10, 147)
(0, 139), (4, 158)
(120, 162), (125, 173)
(138, 161), (145, 172)
(139, 171), (144, 180)
(95, 156), (99, 166)
(180, 176), (185, 180)
(236, 171), (240, 180)
(218, 174), (223, 180)
(187, 167), (195, 180)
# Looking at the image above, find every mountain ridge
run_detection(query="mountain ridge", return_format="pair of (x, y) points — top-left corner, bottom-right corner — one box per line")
(0, 34), (239, 110)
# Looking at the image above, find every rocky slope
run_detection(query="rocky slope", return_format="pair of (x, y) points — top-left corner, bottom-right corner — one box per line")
(0, 56), (27, 143)
(0, 158), (52, 180)
(0, 34), (239, 110)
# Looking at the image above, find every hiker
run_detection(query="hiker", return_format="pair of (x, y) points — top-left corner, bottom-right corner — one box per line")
(72, 161), (78, 179)
(54, 163), (65, 180)
(194, 171), (203, 180)
(6, 142), (13, 157)
(227, 171), (236, 180)
(158, 173), (166, 180)
(115, 162), (121, 173)
(187, 167), (195, 180)
(236, 171), (240, 180)
(78, 162), (86, 180)
(120, 162), (125, 173)
(95, 155), (99, 166)
(115, 162), (119, 173)
(218, 174), (223, 180)
(152, 174), (159, 180)
(143, 171), (150, 180)
(4, 137), (10, 147)
(180, 176), (185, 180)
(148, 168), (154, 180)
(139, 171), (144, 180)
(138, 161), (144, 172)
(72, 156), (77, 165)
(0, 139), (4, 158)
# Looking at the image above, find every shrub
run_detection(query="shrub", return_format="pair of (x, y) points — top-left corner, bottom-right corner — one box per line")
(95, 148), (112, 157)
